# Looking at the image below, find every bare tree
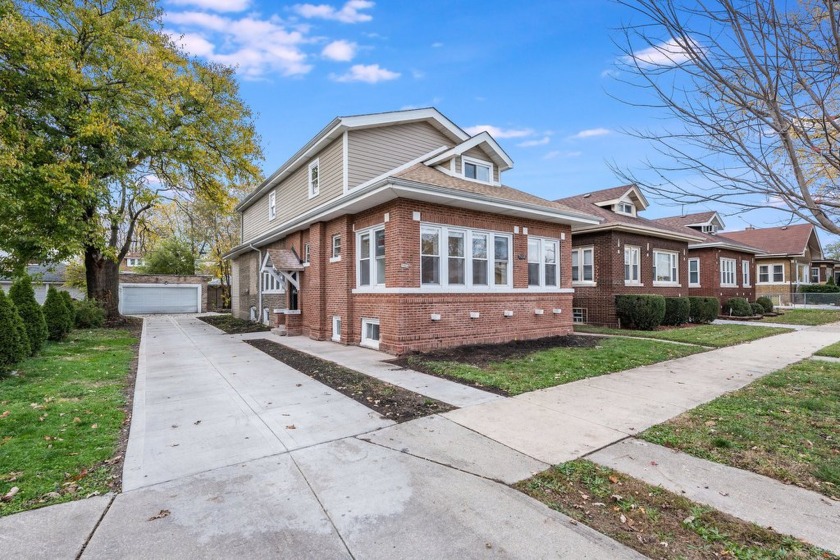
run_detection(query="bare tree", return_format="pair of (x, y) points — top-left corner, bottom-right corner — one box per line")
(613, 0), (840, 233)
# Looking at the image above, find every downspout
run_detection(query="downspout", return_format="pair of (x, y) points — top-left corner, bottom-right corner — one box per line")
(249, 243), (262, 322)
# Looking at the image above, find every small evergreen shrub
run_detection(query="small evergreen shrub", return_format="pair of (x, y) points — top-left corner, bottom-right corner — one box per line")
(724, 297), (753, 317)
(662, 296), (690, 326)
(756, 296), (774, 314)
(750, 302), (765, 316)
(43, 286), (72, 341)
(827, 275), (837, 286)
(0, 291), (28, 372)
(615, 294), (666, 330)
(73, 299), (105, 328)
(689, 297), (719, 324)
(59, 290), (75, 333)
(9, 275), (48, 355)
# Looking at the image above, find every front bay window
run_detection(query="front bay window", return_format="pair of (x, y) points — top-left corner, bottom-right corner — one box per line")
(528, 237), (559, 287)
(357, 227), (385, 286)
(421, 225), (511, 288)
(653, 250), (678, 284)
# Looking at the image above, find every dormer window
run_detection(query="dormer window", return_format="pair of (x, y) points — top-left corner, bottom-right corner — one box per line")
(462, 156), (492, 183)
(617, 202), (634, 215)
(702, 224), (717, 233)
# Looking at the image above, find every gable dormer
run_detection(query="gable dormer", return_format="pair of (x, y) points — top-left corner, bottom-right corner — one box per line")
(686, 212), (725, 235)
(591, 185), (649, 217)
(424, 131), (513, 186)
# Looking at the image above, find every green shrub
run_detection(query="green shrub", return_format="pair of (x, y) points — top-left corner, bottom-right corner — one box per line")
(8, 275), (48, 355)
(688, 296), (719, 324)
(724, 297), (753, 317)
(43, 286), (72, 341)
(750, 302), (764, 316)
(615, 294), (666, 330)
(59, 290), (75, 333)
(662, 296), (690, 326)
(73, 299), (105, 328)
(0, 291), (28, 372)
(827, 275), (837, 287)
(798, 283), (840, 293)
(756, 296), (774, 314)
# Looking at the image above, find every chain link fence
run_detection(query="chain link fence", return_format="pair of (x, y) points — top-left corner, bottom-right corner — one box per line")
(763, 293), (840, 308)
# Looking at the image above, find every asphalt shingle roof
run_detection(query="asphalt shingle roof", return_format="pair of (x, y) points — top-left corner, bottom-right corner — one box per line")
(653, 215), (762, 252)
(719, 224), (815, 256)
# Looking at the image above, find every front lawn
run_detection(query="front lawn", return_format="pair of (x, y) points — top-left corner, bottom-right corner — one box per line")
(640, 359), (840, 499)
(400, 336), (703, 396)
(575, 323), (791, 348)
(516, 460), (835, 560)
(0, 328), (137, 516)
(761, 308), (840, 325)
(815, 340), (840, 358)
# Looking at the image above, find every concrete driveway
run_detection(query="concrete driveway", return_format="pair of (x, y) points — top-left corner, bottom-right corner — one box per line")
(72, 315), (643, 559)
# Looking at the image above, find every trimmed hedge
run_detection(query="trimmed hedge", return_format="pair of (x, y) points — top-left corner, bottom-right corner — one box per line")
(73, 299), (105, 328)
(756, 296), (774, 314)
(59, 290), (75, 333)
(662, 296), (690, 326)
(750, 302), (765, 316)
(9, 275), (48, 355)
(44, 287), (72, 341)
(615, 294), (666, 330)
(0, 290), (28, 372)
(798, 283), (840, 293)
(725, 297), (753, 317)
(689, 297), (719, 324)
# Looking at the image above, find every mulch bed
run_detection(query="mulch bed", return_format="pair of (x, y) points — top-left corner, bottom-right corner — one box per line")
(198, 314), (270, 334)
(246, 339), (454, 422)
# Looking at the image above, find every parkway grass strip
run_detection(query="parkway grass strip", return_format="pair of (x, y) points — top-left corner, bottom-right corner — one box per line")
(246, 339), (454, 422)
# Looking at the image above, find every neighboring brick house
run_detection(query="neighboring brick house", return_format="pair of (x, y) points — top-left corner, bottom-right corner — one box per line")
(719, 224), (824, 302)
(653, 212), (760, 304)
(556, 185), (704, 327)
(226, 108), (600, 354)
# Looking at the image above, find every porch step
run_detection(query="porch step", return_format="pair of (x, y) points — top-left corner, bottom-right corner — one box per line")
(271, 326), (287, 337)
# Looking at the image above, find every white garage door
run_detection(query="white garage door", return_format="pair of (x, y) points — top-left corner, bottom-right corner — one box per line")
(120, 284), (201, 314)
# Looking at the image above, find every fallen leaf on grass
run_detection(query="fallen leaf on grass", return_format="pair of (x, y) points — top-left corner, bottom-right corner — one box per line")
(0, 411), (9, 419)
(608, 475), (619, 484)
(1, 487), (19, 502)
(148, 509), (170, 521)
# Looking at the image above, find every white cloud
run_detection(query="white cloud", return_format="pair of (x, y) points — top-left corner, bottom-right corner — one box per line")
(164, 11), (312, 79)
(544, 150), (582, 160)
(293, 0), (374, 23)
(431, 41), (443, 48)
(322, 39), (356, 61)
(167, 0), (250, 12)
(518, 136), (550, 148)
(625, 37), (700, 67)
(600, 68), (620, 78)
(331, 63), (399, 83)
(568, 128), (611, 139)
(411, 69), (425, 79)
(464, 125), (533, 139)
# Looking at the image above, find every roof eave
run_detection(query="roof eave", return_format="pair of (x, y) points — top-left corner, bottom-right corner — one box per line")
(571, 223), (704, 243)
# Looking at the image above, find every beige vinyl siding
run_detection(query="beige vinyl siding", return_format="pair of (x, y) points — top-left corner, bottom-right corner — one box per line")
(242, 137), (343, 242)
(347, 122), (452, 188)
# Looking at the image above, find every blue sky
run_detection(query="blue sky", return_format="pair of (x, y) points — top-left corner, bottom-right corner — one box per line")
(161, 0), (832, 241)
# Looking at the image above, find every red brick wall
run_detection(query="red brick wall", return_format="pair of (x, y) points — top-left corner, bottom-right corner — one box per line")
(571, 231), (690, 327)
(688, 248), (755, 304)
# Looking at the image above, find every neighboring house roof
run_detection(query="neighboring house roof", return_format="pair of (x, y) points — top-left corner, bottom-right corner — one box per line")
(719, 223), (821, 258)
(237, 107), (470, 213)
(653, 213), (762, 254)
(556, 188), (704, 242)
(0, 263), (68, 284)
(580, 184), (651, 211)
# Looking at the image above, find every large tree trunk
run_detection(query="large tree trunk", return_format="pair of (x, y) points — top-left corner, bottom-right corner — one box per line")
(84, 245), (122, 321)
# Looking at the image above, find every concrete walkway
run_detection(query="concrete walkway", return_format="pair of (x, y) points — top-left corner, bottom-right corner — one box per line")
(712, 318), (809, 330)
(590, 439), (840, 555)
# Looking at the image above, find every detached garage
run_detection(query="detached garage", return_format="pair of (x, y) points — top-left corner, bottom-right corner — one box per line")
(119, 274), (210, 315)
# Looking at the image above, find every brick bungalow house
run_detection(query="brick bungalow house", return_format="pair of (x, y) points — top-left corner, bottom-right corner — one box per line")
(719, 224), (824, 303)
(225, 109), (600, 354)
(653, 211), (760, 303)
(556, 185), (705, 327)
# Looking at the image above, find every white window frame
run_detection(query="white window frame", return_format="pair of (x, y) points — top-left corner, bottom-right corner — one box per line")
(360, 318), (380, 350)
(527, 237), (560, 288)
(688, 257), (700, 287)
(811, 267), (820, 283)
(308, 159), (320, 199)
(261, 270), (285, 294)
(332, 316), (341, 342)
(330, 234), (341, 262)
(652, 250), (679, 286)
(356, 225), (386, 288)
(742, 260), (751, 286)
(720, 258), (737, 287)
(757, 263), (785, 284)
(798, 264), (809, 284)
(420, 224), (512, 289)
(303, 243), (310, 265)
(702, 224), (717, 233)
(624, 245), (641, 285)
(571, 246), (595, 285)
(461, 156), (494, 184)
(268, 190), (276, 221)
(572, 308), (587, 323)
(616, 201), (635, 215)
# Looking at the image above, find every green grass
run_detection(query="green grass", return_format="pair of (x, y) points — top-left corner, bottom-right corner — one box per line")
(574, 323), (791, 347)
(760, 308), (840, 325)
(0, 328), (137, 516)
(516, 460), (836, 560)
(406, 337), (703, 395)
(815, 340), (840, 358)
(640, 359), (840, 498)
